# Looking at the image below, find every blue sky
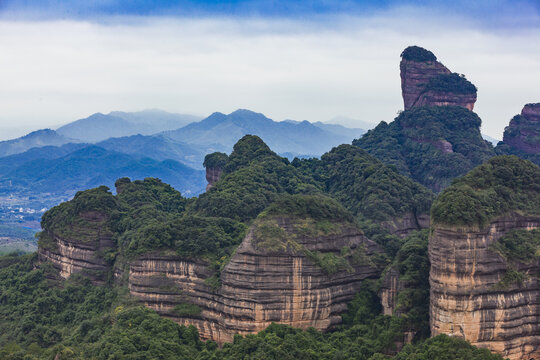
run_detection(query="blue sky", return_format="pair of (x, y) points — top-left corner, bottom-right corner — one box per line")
(0, 0), (539, 140)
(3, 0), (539, 24)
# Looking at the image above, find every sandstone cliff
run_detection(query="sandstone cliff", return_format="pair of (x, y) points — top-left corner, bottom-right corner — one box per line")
(428, 156), (540, 360)
(501, 103), (540, 156)
(429, 213), (539, 360)
(128, 217), (382, 343)
(400, 46), (477, 111)
(38, 210), (115, 284)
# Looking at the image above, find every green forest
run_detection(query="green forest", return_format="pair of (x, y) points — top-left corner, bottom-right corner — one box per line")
(2, 132), (538, 359)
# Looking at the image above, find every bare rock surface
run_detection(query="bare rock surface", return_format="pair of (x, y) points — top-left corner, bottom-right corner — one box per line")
(429, 213), (540, 360)
(128, 218), (382, 343)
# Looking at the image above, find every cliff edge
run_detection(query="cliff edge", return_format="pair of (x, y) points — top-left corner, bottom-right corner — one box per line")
(429, 156), (540, 360)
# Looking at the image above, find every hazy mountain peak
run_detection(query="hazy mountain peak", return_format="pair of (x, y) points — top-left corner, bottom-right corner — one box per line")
(55, 110), (202, 143)
(164, 109), (366, 156)
(0, 128), (77, 157)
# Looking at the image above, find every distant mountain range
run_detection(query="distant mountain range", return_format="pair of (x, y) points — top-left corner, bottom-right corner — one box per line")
(163, 109), (366, 156)
(0, 109), (368, 216)
(0, 145), (206, 197)
(0, 129), (79, 157)
(56, 109), (201, 143)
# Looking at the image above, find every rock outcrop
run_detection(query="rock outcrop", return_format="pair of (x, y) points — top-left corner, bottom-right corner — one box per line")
(429, 213), (540, 360)
(38, 211), (115, 284)
(400, 46), (477, 111)
(128, 217), (382, 343)
(379, 267), (403, 316)
(502, 103), (540, 155)
(203, 152), (228, 191)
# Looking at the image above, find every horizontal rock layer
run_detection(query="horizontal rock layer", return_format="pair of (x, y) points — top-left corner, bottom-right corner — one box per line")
(38, 234), (114, 284)
(128, 220), (382, 343)
(429, 213), (540, 360)
(413, 90), (476, 111)
(38, 211), (114, 284)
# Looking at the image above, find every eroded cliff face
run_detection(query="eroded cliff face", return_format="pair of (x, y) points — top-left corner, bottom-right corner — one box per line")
(503, 103), (540, 155)
(128, 218), (382, 343)
(429, 213), (540, 360)
(413, 90), (476, 111)
(379, 267), (403, 316)
(400, 57), (476, 111)
(400, 58), (450, 110)
(38, 211), (115, 284)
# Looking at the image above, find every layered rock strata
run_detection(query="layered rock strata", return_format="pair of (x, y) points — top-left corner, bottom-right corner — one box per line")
(412, 90), (476, 111)
(128, 218), (382, 343)
(38, 211), (115, 284)
(429, 213), (540, 360)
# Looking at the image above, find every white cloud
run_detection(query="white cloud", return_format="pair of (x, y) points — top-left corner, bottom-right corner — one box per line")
(0, 11), (539, 140)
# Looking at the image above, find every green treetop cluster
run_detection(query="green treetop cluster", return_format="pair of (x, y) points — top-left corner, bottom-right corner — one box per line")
(203, 152), (229, 169)
(353, 106), (495, 192)
(431, 155), (540, 227)
(292, 144), (434, 223)
(400, 46), (437, 62)
(423, 73), (477, 95)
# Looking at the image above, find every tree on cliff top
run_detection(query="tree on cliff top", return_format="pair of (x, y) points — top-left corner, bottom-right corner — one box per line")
(423, 73), (477, 95)
(203, 152), (228, 169)
(401, 46), (437, 62)
(292, 144), (434, 223)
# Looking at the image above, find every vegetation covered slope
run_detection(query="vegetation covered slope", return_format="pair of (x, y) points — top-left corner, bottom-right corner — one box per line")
(431, 155), (540, 228)
(353, 106), (495, 192)
(5, 135), (513, 359)
(39, 178), (246, 264)
(0, 253), (504, 360)
(496, 103), (540, 166)
(292, 144), (434, 223)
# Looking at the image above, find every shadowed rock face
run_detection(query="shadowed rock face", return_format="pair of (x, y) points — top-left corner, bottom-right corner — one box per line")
(205, 166), (223, 191)
(400, 47), (477, 111)
(38, 211), (115, 284)
(429, 213), (540, 360)
(379, 267), (403, 316)
(503, 103), (540, 155)
(128, 218), (382, 343)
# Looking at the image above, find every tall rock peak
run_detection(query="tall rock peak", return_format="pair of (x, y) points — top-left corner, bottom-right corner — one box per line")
(400, 46), (477, 110)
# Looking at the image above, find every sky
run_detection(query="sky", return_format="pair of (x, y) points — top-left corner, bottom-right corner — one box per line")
(0, 0), (539, 140)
